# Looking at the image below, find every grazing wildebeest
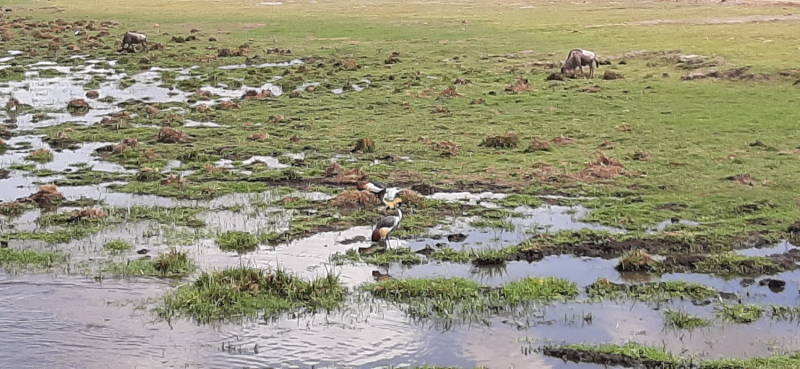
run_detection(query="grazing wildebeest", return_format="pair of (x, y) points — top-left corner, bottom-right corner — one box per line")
(561, 49), (599, 78)
(120, 31), (147, 53)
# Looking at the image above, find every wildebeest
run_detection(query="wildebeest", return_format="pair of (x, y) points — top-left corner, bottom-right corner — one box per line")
(120, 31), (147, 53)
(561, 49), (599, 78)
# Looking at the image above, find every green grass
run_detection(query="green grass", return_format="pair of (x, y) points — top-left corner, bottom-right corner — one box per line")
(469, 218), (515, 230)
(103, 240), (132, 252)
(216, 231), (258, 253)
(105, 249), (194, 278)
(363, 277), (482, 301)
(26, 149), (52, 163)
(586, 279), (718, 302)
(360, 247), (424, 266)
(701, 353), (800, 369)
(0, 248), (64, 268)
(543, 342), (682, 366)
(716, 304), (764, 324)
(157, 267), (346, 322)
(663, 309), (711, 329)
(495, 194), (542, 208)
(500, 277), (578, 304)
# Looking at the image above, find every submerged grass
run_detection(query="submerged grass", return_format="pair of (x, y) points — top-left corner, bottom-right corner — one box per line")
(542, 342), (682, 366)
(103, 240), (132, 252)
(157, 267), (346, 322)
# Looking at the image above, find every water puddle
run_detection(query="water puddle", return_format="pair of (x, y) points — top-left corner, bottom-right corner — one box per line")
(217, 59), (304, 70)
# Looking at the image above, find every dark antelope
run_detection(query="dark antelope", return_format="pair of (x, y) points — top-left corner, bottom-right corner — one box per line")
(561, 49), (599, 78)
(120, 31), (148, 53)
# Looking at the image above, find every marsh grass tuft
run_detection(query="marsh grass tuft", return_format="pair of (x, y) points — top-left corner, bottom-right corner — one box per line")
(106, 248), (194, 278)
(103, 240), (132, 252)
(586, 278), (717, 302)
(716, 304), (764, 324)
(500, 277), (578, 304)
(158, 267), (346, 322)
(216, 231), (258, 253)
(663, 309), (711, 329)
(0, 248), (64, 268)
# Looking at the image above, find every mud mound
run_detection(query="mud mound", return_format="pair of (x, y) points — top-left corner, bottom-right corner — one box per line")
(480, 131), (519, 148)
(551, 136), (576, 146)
(725, 173), (756, 186)
(242, 90), (274, 100)
(351, 138), (375, 153)
(505, 77), (530, 93)
(157, 127), (192, 143)
(68, 207), (106, 222)
(418, 136), (459, 157)
(330, 190), (380, 208)
(525, 139), (551, 152)
(681, 67), (752, 81)
(66, 99), (90, 114)
(603, 70), (624, 80)
(322, 162), (366, 184)
(18, 183), (65, 208)
(542, 347), (668, 369)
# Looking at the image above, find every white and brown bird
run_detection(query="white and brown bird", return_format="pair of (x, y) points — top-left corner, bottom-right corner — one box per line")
(357, 181), (400, 208)
(371, 200), (403, 246)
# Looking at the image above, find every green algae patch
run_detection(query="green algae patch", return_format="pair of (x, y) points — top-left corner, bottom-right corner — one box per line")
(157, 267), (346, 323)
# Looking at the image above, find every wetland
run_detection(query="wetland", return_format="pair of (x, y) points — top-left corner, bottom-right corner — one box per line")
(3, 0), (800, 367)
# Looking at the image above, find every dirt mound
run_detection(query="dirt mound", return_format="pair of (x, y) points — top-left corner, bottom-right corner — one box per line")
(725, 173), (756, 186)
(681, 67), (752, 81)
(242, 90), (274, 100)
(351, 138), (375, 153)
(66, 99), (90, 114)
(480, 131), (519, 148)
(322, 162), (366, 184)
(248, 133), (269, 142)
(156, 127), (192, 143)
(603, 70), (624, 80)
(505, 77), (530, 93)
(525, 139), (551, 152)
(85, 90), (99, 99)
(418, 136), (459, 157)
(580, 151), (627, 180)
(439, 86), (462, 98)
(68, 207), (106, 222)
(551, 136), (576, 146)
(330, 190), (380, 208)
(19, 183), (65, 208)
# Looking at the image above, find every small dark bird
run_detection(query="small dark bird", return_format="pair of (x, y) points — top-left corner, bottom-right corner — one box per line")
(372, 270), (393, 282)
(371, 202), (403, 246)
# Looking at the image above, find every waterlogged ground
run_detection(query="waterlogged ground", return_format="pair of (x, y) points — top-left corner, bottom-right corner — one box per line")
(3, 0), (800, 367)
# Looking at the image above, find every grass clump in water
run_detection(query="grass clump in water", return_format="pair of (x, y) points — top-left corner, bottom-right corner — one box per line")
(106, 248), (194, 278)
(0, 248), (64, 268)
(103, 240), (132, 252)
(716, 304), (764, 324)
(495, 194), (542, 208)
(542, 342), (682, 367)
(26, 149), (53, 163)
(692, 253), (787, 277)
(663, 309), (711, 329)
(216, 231), (258, 253)
(360, 247), (423, 266)
(701, 352), (800, 369)
(363, 277), (481, 301)
(586, 278), (717, 302)
(158, 267), (346, 322)
(469, 218), (515, 230)
(500, 277), (578, 304)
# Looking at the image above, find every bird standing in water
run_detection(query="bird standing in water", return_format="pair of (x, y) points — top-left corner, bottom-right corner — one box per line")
(371, 201), (403, 247)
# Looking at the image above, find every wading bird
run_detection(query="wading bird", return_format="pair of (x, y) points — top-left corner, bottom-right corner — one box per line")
(371, 201), (403, 247)
(357, 181), (400, 208)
